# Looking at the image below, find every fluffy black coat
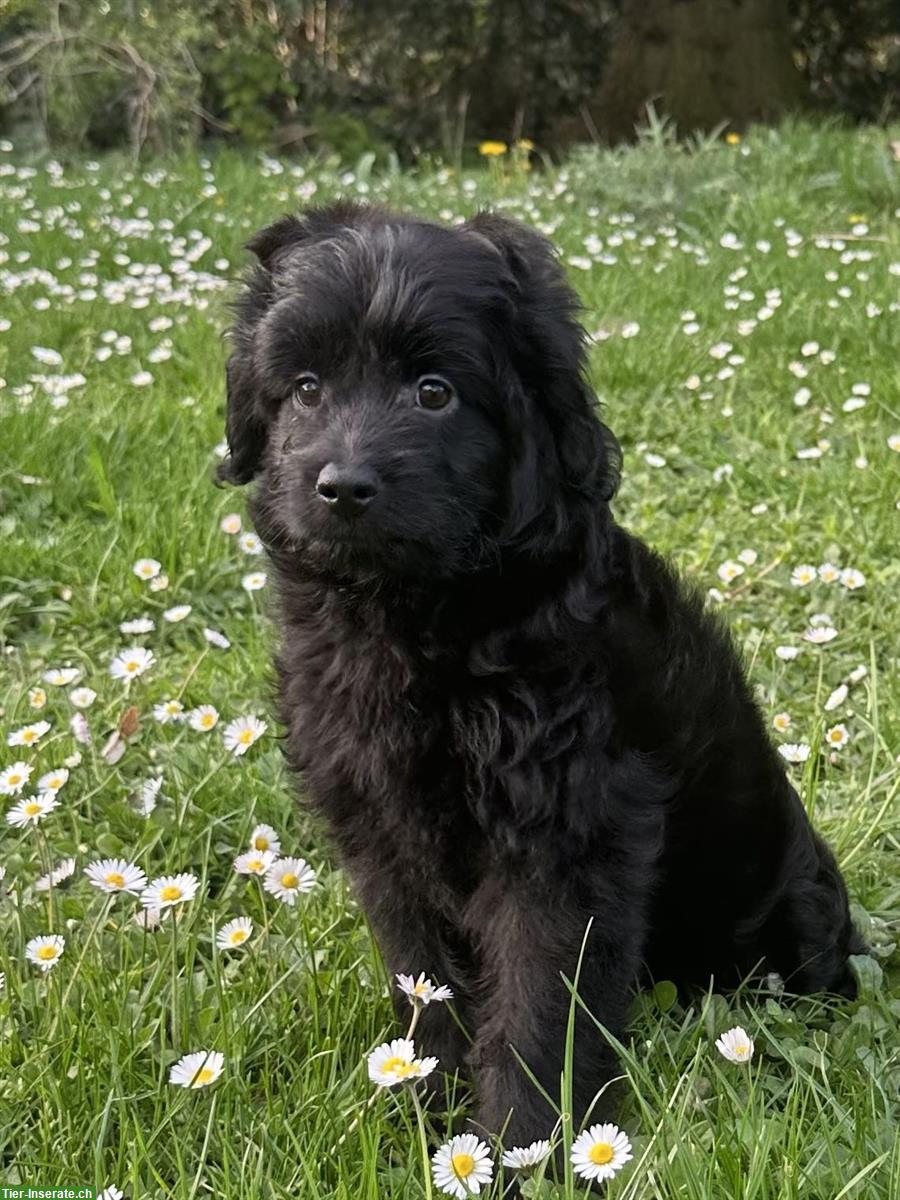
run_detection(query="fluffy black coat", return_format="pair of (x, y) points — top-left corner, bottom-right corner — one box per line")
(219, 202), (861, 1145)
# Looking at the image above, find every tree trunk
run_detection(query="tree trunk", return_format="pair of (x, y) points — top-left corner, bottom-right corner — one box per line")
(591, 0), (808, 142)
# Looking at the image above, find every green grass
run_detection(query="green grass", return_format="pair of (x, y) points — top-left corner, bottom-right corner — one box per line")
(0, 120), (898, 1199)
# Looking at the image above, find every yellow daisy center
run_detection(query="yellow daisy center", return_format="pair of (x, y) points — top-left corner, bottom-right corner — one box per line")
(193, 1068), (215, 1085)
(452, 1153), (476, 1179)
(22, 731), (37, 743)
(414, 983), (428, 995)
(229, 929), (248, 944)
(735, 1044), (749, 1056)
(8, 773), (22, 786)
(160, 885), (182, 902)
(125, 660), (140, 672)
(253, 835), (268, 849)
(382, 1056), (414, 1077)
(237, 729), (254, 745)
(105, 872), (126, 888)
(248, 858), (264, 872)
(25, 802), (42, 816)
(280, 872), (298, 889)
(589, 1142), (614, 1166)
(37, 945), (58, 961)
(201, 714), (214, 728)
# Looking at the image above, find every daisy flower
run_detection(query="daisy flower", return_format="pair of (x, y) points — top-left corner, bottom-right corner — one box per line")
(432, 1134), (494, 1198)
(818, 562), (841, 583)
(134, 907), (163, 930)
(110, 647), (155, 680)
(840, 568), (865, 590)
(367, 1037), (438, 1087)
(888, 433), (900, 453)
(396, 972), (454, 1006)
(223, 714), (267, 756)
(242, 572), (267, 592)
(233, 849), (275, 876)
(43, 667), (80, 687)
(239, 532), (263, 555)
(220, 512), (242, 534)
(188, 704), (219, 732)
(203, 627), (231, 649)
(149, 573), (169, 593)
(825, 723), (850, 749)
(772, 712), (791, 733)
(153, 698), (186, 724)
(803, 625), (838, 645)
(70, 713), (92, 745)
(501, 1141), (552, 1171)
(141, 872), (200, 909)
(28, 686), (48, 709)
(7, 720), (51, 747)
(715, 1025), (755, 1063)
(163, 604), (192, 622)
(69, 686), (97, 708)
(85, 858), (148, 895)
(717, 560), (744, 584)
(37, 767), (69, 792)
(119, 617), (155, 636)
(98, 1187), (123, 1200)
(6, 792), (59, 827)
(848, 664), (868, 684)
(217, 917), (254, 950)
(133, 557), (161, 581)
(136, 776), (162, 815)
(25, 933), (65, 972)
(249, 823), (280, 854)
(0, 761), (32, 795)
(779, 743), (811, 764)
(263, 857), (316, 905)
(824, 684), (848, 711)
(775, 645), (800, 661)
(169, 1049), (224, 1089)
(571, 1123), (633, 1183)
(790, 564), (817, 587)
(737, 548), (757, 566)
(35, 858), (76, 891)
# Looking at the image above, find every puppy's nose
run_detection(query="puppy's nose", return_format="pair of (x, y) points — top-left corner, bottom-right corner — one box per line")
(315, 463), (379, 516)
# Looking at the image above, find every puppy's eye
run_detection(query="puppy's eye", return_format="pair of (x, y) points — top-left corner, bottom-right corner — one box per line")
(291, 374), (322, 408)
(416, 376), (455, 411)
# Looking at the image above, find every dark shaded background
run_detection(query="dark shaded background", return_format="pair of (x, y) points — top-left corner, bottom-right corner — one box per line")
(1, 0), (898, 160)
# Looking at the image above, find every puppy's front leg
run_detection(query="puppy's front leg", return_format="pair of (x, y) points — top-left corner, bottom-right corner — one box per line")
(467, 873), (646, 1148)
(347, 853), (476, 1078)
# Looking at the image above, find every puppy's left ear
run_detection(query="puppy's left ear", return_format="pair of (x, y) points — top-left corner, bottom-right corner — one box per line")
(464, 212), (620, 505)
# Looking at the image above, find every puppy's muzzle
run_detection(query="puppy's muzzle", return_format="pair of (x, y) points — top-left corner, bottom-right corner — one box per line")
(315, 462), (379, 518)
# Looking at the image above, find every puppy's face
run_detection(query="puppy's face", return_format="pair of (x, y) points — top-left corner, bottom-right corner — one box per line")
(222, 204), (618, 581)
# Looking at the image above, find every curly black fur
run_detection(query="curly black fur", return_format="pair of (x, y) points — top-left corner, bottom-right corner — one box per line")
(219, 202), (862, 1145)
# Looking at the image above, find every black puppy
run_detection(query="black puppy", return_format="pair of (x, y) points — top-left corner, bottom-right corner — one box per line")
(220, 202), (861, 1146)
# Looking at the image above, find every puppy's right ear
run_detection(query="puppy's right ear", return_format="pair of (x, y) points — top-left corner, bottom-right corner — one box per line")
(217, 353), (268, 485)
(217, 215), (313, 485)
(245, 214), (310, 272)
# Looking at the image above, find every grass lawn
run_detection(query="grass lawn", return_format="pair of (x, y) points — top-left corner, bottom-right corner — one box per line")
(0, 121), (898, 1199)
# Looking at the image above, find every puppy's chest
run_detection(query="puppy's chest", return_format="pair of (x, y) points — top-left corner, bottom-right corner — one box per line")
(279, 619), (459, 805)
(280, 616), (599, 843)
